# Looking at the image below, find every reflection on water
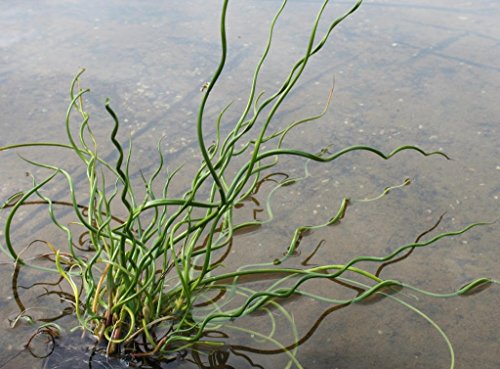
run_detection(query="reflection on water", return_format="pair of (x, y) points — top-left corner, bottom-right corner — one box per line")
(1, 0), (499, 368)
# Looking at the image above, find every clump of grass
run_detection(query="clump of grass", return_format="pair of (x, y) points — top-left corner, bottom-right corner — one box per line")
(0, 0), (496, 367)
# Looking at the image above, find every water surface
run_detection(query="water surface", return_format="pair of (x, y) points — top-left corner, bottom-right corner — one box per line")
(1, 1), (499, 368)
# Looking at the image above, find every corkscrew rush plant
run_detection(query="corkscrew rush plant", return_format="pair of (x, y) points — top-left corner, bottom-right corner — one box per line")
(0, 0), (497, 367)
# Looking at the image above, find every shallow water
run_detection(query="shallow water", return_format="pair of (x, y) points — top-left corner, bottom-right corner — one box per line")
(0, 1), (499, 368)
